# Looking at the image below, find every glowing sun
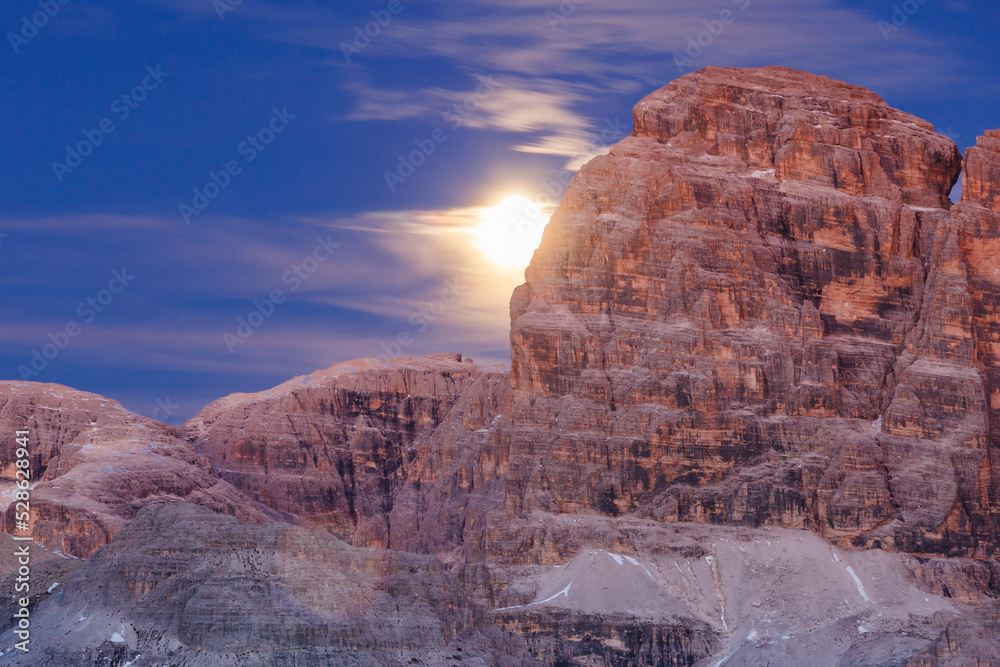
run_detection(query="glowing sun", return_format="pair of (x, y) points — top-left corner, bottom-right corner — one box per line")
(474, 195), (549, 268)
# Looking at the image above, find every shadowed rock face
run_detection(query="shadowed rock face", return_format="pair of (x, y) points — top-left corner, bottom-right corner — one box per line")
(0, 503), (537, 667)
(0, 383), (280, 558)
(184, 354), (510, 556)
(507, 65), (1000, 559)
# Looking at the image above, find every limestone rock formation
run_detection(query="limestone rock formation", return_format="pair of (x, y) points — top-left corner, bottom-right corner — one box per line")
(0, 382), (280, 558)
(0, 503), (535, 666)
(507, 65), (999, 560)
(184, 355), (510, 556)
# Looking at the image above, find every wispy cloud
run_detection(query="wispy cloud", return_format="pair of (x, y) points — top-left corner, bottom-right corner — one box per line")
(240, 0), (968, 92)
(152, 0), (973, 168)
(0, 214), (165, 231)
(342, 73), (608, 165)
(1, 209), (528, 380)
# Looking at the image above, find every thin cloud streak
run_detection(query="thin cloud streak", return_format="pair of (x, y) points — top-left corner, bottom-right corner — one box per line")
(161, 0), (975, 165)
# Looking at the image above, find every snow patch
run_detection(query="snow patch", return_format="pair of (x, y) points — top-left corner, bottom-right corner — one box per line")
(47, 582), (59, 593)
(537, 582), (572, 605)
(846, 566), (872, 603)
(496, 582), (572, 611)
(110, 633), (125, 643)
(621, 554), (660, 584)
(713, 642), (743, 667)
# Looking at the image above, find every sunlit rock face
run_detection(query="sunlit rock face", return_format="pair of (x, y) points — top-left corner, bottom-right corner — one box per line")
(508, 65), (1000, 558)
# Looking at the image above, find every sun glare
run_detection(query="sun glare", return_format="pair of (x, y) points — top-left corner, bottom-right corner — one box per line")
(475, 195), (549, 269)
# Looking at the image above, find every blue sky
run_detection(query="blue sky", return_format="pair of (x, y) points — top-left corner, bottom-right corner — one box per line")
(1, 0), (998, 424)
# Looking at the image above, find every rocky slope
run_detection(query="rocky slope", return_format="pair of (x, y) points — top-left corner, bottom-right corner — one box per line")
(507, 65), (999, 560)
(0, 503), (535, 666)
(485, 513), (998, 666)
(0, 383), (281, 558)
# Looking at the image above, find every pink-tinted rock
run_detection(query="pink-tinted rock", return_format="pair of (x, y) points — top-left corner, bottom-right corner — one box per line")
(506, 65), (997, 558)
(184, 355), (510, 555)
(0, 382), (279, 558)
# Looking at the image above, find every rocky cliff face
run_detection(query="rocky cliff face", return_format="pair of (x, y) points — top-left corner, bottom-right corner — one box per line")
(184, 354), (510, 556)
(507, 65), (999, 560)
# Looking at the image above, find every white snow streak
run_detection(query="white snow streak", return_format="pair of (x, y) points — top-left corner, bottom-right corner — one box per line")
(536, 582), (572, 605)
(622, 555), (660, 584)
(846, 566), (872, 603)
(495, 582), (572, 611)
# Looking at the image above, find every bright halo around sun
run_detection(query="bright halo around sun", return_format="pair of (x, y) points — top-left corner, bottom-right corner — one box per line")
(475, 195), (549, 268)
